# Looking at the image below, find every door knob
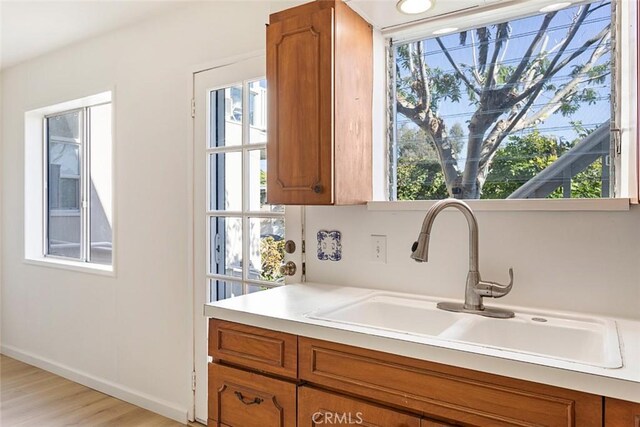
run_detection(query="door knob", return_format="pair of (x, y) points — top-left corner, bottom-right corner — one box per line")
(279, 261), (297, 276)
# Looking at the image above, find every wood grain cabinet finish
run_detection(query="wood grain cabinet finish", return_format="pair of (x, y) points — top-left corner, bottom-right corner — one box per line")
(209, 319), (297, 379)
(298, 337), (602, 427)
(605, 398), (640, 426)
(208, 363), (296, 427)
(298, 386), (423, 427)
(266, 0), (372, 205)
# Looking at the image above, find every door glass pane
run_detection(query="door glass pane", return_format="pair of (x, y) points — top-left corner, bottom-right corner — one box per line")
(209, 216), (242, 278)
(47, 111), (82, 259)
(249, 217), (285, 282)
(249, 79), (267, 144)
(209, 151), (242, 211)
(248, 149), (283, 213)
(209, 85), (242, 148)
(89, 104), (113, 265)
(247, 284), (270, 294)
(210, 279), (243, 302)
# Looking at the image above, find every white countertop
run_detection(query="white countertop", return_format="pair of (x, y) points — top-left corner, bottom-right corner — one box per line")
(204, 283), (640, 403)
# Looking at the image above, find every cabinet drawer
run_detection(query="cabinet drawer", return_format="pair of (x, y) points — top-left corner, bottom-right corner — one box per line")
(298, 386), (421, 426)
(208, 363), (296, 427)
(209, 319), (297, 379)
(299, 337), (601, 427)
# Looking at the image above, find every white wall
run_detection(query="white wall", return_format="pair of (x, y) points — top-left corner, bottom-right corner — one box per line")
(3, 1), (640, 423)
(0, 1), (289, 421)
(305, 205), (640, 320)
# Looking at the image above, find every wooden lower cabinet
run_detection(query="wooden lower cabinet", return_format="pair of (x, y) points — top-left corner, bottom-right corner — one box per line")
(298, 337), (602, 427)
(208, 319), (638, 427)
(298, 386), (423, 427)
(208, 363), (296, 427)
(605, 398), (640, 426)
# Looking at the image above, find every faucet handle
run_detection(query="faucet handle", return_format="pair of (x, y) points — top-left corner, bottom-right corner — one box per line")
(476, 268), (514, 298)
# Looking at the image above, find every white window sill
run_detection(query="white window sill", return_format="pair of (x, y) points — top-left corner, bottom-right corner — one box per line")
(367, 198), (631, 212)
(23, 257), (114, 276)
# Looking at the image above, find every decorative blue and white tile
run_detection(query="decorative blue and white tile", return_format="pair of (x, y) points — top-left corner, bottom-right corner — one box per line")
(317, 230), (342, 261)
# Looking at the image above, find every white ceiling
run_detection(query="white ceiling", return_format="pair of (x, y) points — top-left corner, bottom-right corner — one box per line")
(0, 0), (192, 70)
(347, 0), (503, 31)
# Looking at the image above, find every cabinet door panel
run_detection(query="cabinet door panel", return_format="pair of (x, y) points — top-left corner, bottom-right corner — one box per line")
(299, 337), (602, 427)
(267, 7), (333, 205)
(208, 363), (296, 427)
(298, 386), (421, 427)
(605, 398), (640, 426)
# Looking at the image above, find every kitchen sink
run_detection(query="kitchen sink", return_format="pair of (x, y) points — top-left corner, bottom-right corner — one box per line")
(308, 294), (461, 337)
(306, 292), (622, 369)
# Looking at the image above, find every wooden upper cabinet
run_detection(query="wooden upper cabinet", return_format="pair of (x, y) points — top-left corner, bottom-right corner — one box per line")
(267, 0), (373, 205)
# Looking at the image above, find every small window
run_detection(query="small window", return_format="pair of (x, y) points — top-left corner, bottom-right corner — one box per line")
(45, 102), (113, 265)
(390, 1), (617, 200)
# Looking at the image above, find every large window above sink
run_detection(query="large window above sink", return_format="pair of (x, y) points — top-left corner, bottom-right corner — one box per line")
(388, 0), (627, 201)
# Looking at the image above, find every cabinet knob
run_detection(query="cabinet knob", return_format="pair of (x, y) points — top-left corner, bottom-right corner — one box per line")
(313, 184), (323, 194)
(279, 261), (297, 276)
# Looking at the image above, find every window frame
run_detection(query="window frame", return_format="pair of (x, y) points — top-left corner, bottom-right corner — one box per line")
(382, 0), (637, 207)
(205, 77), (285, 301)
(24, 91), (114, 274)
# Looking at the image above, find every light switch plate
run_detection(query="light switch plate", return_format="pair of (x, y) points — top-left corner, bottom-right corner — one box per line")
(371, 235), (387, 263)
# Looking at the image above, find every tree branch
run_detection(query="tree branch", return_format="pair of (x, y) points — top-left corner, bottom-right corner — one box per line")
(483, 23), (510, 93)
(435, 37), (481, 96)
(505, 12), (557, 90)
(477, 31), (611, 172)
(509, 5), (596, 106)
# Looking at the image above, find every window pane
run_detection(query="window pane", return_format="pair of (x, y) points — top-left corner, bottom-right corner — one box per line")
(209, 279), (243, 302)
(209, 216), (242, 278)
(48, 110), (80, 140)
(89, 104), (113, 265)
(209, 85), (242, 148)
(47, 111), (82, 259)
(209, 151), (242, 211)
(249, 79), (267, 144)
(249, 217), (285, 282)
(393, 2), (612, 200)
(248, 149), (283, 213)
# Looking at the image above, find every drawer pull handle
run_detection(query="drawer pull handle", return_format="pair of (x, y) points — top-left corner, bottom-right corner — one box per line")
(234, 391), (263, 406)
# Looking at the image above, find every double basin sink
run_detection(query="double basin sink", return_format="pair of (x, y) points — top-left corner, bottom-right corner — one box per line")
(306, 293), (622, 369)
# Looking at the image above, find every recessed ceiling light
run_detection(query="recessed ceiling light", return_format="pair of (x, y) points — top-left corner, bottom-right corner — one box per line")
(539, 2), (572, 13)
(433, 27), (459, 35)
(397, 0), (434, 15)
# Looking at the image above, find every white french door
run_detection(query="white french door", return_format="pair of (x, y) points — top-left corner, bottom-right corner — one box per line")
(192, 54), (302, 422)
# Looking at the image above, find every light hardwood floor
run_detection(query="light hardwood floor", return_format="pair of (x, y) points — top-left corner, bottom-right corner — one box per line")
(1, 354), (203, 426)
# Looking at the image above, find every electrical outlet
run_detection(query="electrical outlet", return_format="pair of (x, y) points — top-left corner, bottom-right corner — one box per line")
(371, 235), (387, 264)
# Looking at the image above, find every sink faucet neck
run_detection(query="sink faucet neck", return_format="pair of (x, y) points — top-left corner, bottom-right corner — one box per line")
(411, 198), (514, 319)
(415, 199), (479, 273)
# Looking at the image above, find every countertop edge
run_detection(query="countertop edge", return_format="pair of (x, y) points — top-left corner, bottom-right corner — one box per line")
(205, 304), (640, 403)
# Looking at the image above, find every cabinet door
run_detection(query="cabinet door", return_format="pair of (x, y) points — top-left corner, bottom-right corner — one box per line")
(266, 6), (333, 205)
(605, 398), (640, 426)
(208, 363), (296, 427)
(298, 386), (421, 427)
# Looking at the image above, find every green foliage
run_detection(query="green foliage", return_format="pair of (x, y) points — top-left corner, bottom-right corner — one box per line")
(259, 236), (284, 282)
(481, 130), (603, 199)
(397, 159), (449, 200)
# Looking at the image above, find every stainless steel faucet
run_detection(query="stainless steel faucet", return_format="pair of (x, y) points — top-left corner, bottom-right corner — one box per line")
(411, 199), (515, 319)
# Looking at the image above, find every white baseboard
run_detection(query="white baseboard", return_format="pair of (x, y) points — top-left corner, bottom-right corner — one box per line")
(1, 344), (189, 424)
